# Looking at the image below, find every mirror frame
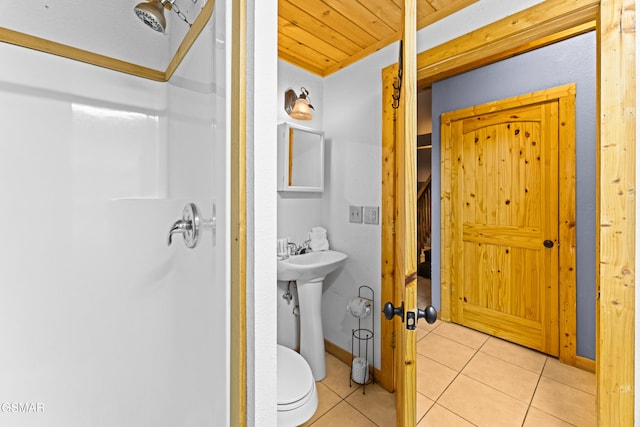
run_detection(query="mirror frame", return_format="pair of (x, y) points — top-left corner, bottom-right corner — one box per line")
(277, 122), (325, 193)
(0, 0), (214, 82)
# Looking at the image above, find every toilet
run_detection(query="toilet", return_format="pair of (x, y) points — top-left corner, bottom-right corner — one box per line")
(277, 344), (318, 426)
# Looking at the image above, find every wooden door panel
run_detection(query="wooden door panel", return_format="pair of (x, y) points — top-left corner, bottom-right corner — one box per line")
(462, 242), (542, 320)
(450, 100), (559, 356)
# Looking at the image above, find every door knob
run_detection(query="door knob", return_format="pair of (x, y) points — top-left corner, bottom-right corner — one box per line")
(384, 302), (437, 330)
(417, 305), (437, 324)
(543, 240), (554, 248)
(407, 305), (438, 330)
(382, 301), (404, 322)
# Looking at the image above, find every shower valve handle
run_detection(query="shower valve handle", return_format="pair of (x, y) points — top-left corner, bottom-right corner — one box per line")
(167, 203), (200, 248)
(167, 219), (192, 246)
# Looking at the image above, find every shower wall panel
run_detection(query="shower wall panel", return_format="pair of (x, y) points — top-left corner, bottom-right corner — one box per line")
(0, 5), (228, 427)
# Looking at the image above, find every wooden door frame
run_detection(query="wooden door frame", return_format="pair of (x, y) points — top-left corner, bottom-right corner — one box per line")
(441, 83), (577, 363)
(230, 0), (247, 425)
(380, 0), (635, 423)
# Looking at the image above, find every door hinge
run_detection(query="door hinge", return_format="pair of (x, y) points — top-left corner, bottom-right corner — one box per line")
(391, 331), (396, 349)
(392, 219), (396, 235)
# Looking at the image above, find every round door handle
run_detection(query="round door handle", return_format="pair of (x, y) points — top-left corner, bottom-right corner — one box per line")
(382, 301), (404, 321)
(543, 240), (554, 248)
(417, 305), (437, 324)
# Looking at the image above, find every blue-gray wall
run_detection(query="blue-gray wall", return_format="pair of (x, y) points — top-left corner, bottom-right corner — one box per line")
(431, 32), (596, 359)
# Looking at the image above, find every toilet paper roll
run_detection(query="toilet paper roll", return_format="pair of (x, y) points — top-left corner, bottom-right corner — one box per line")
(351, 357), (369, 384)
(346, 297), (372, 318)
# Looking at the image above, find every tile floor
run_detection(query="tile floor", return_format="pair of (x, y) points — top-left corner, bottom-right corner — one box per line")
(303, 279), (596, 427)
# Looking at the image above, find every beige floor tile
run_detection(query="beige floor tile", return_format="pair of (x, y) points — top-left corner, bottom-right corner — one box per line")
(415, 326), (429, 343)
(542, 357), (596, 395)
(417, 404), (475, 427)
(462, 351), (540, 403)
(480, 337), (547, 373)
(416, 353), (458, 401)
(416, 392), (435, 423)
(433, 321), (489, 349)
(417, 333), (476, 371)
(438, 375), (528, 427)
(301, 382), (342, 427)
(346, 383), (395, 427)
(522, 407), (574, 427)
(417, 317), (442, 334)
(308, 401), (377, 427)
(530, 377), (596, 427)
(322, 352), (360, 398)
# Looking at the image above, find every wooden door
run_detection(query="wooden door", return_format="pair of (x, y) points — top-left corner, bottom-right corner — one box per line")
(396, 0), (418, 426)
(443, 96), (561, 355)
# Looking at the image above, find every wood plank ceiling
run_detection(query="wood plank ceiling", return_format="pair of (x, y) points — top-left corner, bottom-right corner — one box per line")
(278, 0), (478, 76)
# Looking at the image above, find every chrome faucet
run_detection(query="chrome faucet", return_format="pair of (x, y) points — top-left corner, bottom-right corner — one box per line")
(300, 239), (311, 254)
(287, 242), (298, 255)
(288, 239), (311, 255)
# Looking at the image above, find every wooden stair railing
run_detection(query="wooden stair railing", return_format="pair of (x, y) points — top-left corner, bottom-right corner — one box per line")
(417, 175), (431, 258)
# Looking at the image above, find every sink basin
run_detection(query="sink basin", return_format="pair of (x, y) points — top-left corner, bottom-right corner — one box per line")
(277, 249), (348, 380)
(277, 250), (348, 282)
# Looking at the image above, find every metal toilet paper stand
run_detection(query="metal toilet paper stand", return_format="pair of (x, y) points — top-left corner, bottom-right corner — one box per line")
(350, 285), (374, 394)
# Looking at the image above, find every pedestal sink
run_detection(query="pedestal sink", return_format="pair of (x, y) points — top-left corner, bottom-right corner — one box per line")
(278, 250), (347, 380)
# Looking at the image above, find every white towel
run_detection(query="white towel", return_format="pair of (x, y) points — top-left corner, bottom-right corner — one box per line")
(308, 227), (329, 251)
(309, 237), (329, 251)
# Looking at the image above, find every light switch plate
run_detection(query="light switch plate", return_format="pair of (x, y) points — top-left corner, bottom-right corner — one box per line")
(349, 205), (363, 223)
(364, 206), (379, 225)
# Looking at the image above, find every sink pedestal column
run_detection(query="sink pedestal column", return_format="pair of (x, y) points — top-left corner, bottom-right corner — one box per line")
(296, 277), (326, 381)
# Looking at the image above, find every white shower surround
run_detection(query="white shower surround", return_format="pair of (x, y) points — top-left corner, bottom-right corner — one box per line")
(0, 3), (230, 425)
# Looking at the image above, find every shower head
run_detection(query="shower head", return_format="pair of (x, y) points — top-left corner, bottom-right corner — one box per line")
(134, 0), (167, 33)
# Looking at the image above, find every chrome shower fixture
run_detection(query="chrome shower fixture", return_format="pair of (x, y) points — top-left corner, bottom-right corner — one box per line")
(134, 0), (198, 33)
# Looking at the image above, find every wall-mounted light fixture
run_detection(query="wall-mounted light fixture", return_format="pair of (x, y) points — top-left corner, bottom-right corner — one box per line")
(284, 87), (314, 121)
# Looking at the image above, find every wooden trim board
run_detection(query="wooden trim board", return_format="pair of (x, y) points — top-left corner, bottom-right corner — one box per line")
(416, 0), (598, 88)
(379, 63), (399, 393)
(230, 0), (247, 425)
(596, 0), (635, 424)
(0, 0), (215, 82)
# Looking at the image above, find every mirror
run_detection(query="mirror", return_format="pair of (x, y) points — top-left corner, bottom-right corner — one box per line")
(277, 123), (324, 192)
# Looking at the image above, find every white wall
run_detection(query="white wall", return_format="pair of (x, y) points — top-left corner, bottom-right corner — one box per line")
(276, 61), (325, 246)
(0, 6), (229, 426)
(246, 0), (278, 425)
(275, 62), (325, 349)
(276, 0), (546, 370)
(322, 45), (398, 366)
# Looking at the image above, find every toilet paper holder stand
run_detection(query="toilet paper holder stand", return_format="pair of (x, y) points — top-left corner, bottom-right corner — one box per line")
(350, 285), (375, 393)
